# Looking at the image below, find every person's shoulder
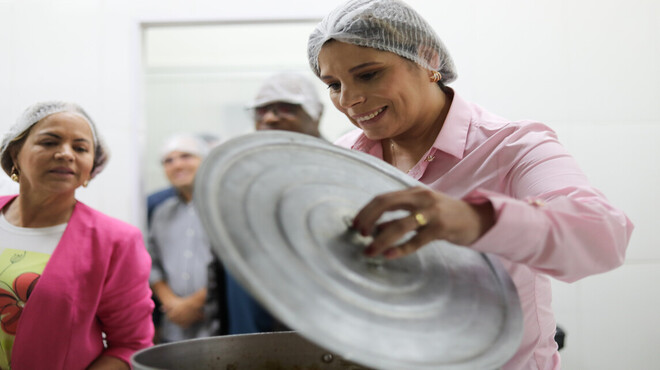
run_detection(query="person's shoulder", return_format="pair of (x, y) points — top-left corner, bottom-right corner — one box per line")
(333, 129), (363, 148)
(463, 99), (556, 137)
(474, 115), (557, 139)
(151, 196), (180, 220)
(450, 96), (559, 151)
(147, 187), (177, 208)
(74, 202), (143, 239)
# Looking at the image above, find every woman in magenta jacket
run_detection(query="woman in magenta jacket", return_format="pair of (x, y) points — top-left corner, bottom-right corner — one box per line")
(0, 101), (154, 369)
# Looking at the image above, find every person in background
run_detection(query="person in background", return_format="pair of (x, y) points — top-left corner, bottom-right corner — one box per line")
(248, 72), (324, 138)
(146, 133), (221, 335)
(207, 73), (327, 336)
(0, 101), (153, 369)
(148, 134), (217, 343)
(307, 0), (633, 368)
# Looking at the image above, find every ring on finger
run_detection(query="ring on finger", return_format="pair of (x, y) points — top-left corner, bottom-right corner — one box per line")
(413, 212), (428, 227)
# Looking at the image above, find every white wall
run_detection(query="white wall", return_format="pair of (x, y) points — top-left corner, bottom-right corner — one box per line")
(0, 0), (658, 368)
(142, 22), (349, 193)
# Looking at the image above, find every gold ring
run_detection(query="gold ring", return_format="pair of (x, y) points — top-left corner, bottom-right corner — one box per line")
(414, 212), (428, 227)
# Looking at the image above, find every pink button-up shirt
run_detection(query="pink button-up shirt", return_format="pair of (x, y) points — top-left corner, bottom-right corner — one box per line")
(335, 90), (633, 370)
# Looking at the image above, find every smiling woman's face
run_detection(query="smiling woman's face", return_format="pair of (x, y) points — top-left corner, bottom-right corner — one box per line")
(12, 112), (95, 197)
(318, 41), (437, 141)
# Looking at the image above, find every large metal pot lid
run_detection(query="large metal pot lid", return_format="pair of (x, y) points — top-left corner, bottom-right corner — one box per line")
(194, 131), (523, 370)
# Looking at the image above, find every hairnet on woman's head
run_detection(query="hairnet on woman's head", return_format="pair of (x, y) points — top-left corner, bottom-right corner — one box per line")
(308, 0), (457, 84)
(0, 101), (110, 179)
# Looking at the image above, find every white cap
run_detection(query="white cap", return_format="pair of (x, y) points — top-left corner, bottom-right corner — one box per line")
(248, 72), (324, 121)
(160, 134), (210, 162)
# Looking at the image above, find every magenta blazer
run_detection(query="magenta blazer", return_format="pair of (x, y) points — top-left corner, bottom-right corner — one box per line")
(0, 195), (154, 369)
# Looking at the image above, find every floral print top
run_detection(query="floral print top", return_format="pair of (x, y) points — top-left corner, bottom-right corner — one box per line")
(0, 250), (50, 369)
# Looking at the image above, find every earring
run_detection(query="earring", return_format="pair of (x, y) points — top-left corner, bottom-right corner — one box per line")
(10, 167), (19, 183)
(82, 180), (89, 188)
(430, 71), (442, 83)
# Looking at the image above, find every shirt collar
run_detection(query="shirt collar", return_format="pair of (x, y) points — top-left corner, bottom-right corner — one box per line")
(430, 89), (471, 159)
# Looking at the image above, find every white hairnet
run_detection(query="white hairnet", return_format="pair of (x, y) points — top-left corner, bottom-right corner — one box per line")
(0, 101), (109, 179)
(160, 134), (211, 162)
(247, 72), (324, 121)
(195, 132), (222, 147)
(308, 0), (457, 84)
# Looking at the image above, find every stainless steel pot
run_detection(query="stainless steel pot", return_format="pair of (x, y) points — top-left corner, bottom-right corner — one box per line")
(131, 331), (369, 370)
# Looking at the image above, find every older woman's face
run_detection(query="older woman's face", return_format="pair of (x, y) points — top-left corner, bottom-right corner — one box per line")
(318, 41), (436, 141)
(13, 112), (95, 196)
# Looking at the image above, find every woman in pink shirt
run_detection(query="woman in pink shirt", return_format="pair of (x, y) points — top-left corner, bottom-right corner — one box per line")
(308, 0), (633, 369)
(0, 102), (154, 369)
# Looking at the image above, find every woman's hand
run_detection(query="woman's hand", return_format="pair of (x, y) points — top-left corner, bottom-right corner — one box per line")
(353, 186), (495, 259)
